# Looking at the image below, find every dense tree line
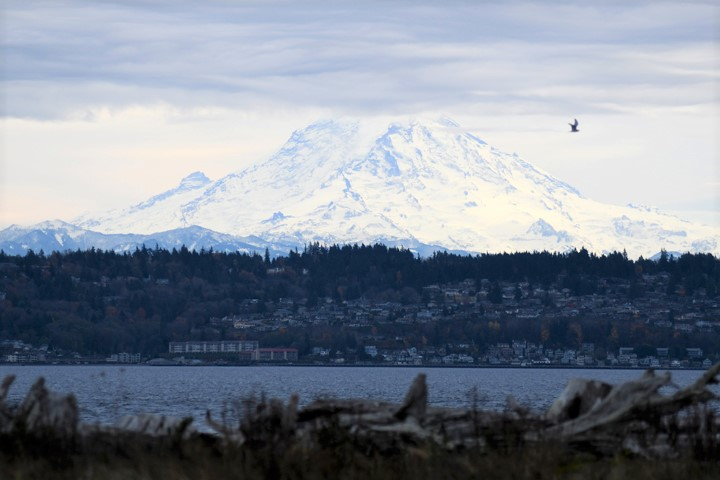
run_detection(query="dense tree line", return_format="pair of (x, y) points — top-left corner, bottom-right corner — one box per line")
(0, 245), (718, 356)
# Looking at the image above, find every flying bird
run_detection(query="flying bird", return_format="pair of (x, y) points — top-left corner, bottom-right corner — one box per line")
(569, 119), (579, 133)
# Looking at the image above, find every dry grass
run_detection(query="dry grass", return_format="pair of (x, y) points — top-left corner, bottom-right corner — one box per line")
(2, 423), (720, 480)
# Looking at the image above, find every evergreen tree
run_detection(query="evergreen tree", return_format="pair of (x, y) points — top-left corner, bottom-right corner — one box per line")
(488, 282), (503, 304)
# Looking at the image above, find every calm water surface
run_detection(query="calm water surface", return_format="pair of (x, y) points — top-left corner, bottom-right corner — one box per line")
(0, 365), (713, 430)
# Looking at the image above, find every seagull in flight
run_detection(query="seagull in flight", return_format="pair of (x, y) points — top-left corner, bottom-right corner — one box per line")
(569, 119), (579, 133)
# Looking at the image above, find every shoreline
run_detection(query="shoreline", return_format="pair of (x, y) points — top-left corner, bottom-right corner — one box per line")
(0, 361), (709, 371)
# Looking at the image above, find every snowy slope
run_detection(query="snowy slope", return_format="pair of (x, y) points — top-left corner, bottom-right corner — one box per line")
(74, 171), (213, 233)
(3, 118), (718, 258)
(0, 221), (293, 257)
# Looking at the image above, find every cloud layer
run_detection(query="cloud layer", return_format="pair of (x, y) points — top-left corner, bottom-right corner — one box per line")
(4, 1), (717, 119)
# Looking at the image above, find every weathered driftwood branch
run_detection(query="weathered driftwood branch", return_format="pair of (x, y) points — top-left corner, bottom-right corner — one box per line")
(545, 369), (672, 438)
(545, 378), (613, 424)
(215, 364), (720, 456)
(545, 363), (720, 440)
(0, 376), (194, 443)
(114, 413), (196, 438)
(0, 376), (79, 439)
(2, 363), (719, 459)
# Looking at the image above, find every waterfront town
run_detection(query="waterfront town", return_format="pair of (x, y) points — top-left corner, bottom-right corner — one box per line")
(3, 269), (718, 369)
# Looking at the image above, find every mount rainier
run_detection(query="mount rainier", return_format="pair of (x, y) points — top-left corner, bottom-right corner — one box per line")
(2, 118), (718, 258)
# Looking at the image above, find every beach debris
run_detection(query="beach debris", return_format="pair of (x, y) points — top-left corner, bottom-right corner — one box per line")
(115, 413), (196, 438)
(395, 373), (428, 422)
(1, 363), (719, 459)
(545, 378), (613, 423)
(0, 376), (80, 439)
(218, 364), (720, 456)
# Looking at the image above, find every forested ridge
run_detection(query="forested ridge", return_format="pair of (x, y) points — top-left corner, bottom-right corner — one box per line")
(0, 245), (718, 357)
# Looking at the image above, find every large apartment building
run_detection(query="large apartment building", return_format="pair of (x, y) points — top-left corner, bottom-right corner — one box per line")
(168, 340), (259, 354)
(168, 341), (298, 362)
(254, 348), (298, 361)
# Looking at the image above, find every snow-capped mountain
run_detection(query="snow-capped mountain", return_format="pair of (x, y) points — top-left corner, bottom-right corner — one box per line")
(74, 171), (213, 233)
(2, 118), (718, 258)
(0, 220), (293, 257)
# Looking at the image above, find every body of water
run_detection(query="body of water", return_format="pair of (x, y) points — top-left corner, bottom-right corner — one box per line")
(0, 365), (714, 430)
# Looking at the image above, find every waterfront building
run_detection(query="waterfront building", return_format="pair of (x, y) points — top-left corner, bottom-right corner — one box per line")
(253, 348), (298, 361)
(168, 340), (259, 354)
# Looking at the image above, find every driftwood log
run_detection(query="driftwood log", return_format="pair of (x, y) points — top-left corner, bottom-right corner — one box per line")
(2, 364), (719, 459)
(0, 375), (79, 439)
(0, 376), (195, 442)
(541, 363), (720, 456)
(206, 363), (720, 457)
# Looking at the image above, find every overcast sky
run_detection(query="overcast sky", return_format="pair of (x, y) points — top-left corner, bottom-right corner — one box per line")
(2, 0), (719, 230)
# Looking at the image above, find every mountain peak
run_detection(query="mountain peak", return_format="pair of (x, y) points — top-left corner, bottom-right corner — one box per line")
(46, 117), (720, 258)
(179, 171), (211, 189)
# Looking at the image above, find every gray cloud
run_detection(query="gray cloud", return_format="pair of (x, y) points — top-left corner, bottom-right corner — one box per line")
(3, 1), (718, 119)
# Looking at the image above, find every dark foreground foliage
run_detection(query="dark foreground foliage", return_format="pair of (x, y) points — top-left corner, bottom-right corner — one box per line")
(2, 426), (720, 480)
